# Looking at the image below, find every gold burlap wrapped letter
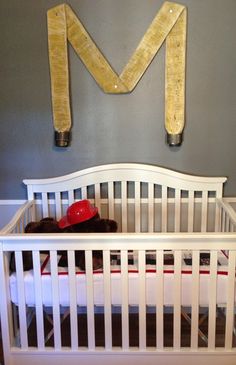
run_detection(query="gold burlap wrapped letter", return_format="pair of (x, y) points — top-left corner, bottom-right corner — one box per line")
(47, 2), (187, 146)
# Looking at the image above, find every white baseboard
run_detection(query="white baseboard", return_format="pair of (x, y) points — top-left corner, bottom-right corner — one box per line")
(0, 199), (236, 231)
(0, 200), (26, 205)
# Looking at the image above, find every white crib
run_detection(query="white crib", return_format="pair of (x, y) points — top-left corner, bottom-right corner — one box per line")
(1, 163), (236, 365)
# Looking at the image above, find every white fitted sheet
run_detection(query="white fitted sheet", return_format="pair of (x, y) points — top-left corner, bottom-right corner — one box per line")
(10, 252), (231, 308)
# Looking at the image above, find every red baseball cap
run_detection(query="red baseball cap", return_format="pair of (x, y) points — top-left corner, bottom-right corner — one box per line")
(58, 200), (98, 229)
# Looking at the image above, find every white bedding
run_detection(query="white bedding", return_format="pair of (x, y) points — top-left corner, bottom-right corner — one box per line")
(10, 251), (230, 308)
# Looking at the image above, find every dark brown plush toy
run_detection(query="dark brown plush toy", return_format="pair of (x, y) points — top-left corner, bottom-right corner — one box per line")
(24, 217), (61, 234)
(59, 201), (118, 270)
(10, 201), (117, 272)
(62, 213), (118, 270)
(10, 217), (61, 272)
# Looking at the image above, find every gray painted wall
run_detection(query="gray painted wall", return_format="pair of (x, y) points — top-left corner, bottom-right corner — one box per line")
(0, 0), (235, 199)
(0, 203), (25, 229)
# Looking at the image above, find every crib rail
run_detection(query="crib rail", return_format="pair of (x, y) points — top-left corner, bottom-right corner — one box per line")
(1, 201), (35, 234)
(1, 233), (236, 365)
(23, 163), (227, 234)
(217, 199), (236, 232)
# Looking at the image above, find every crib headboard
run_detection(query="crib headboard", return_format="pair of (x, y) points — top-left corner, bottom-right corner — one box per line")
(23, 163), (227, 233)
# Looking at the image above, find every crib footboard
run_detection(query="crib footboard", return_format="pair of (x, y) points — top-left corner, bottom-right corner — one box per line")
(1, 233), (236, 365)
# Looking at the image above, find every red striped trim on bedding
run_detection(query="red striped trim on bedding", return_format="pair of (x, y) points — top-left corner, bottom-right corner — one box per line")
(40, 255), (229, 276)
(41, 254), (50, 274)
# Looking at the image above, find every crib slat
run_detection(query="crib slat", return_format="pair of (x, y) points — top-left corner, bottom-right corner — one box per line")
(68, 250), (78, 349)
(219, 207), (223, 232)
(174, 189), (181, 232)
(135, 182), (141, 232)
(0, 252), (15, 347)
(85, 250), (95, 350)
(138, 250), (146, 350)
(30, 201), (36, 221)
(121, 250), (129, 350)
(225, 250), (236, 349)
(103, 250), (112, 350)
(20, 219), (24, 233)
(121, 182), (128, 232)
(225, 216), (230, 232)
(230, 222), (235, 232)
(221, 210), (225, 232)
(15, 251), (28, 349)
(16, 222), (20, 233)
(156, 250), (164, 349)
(42, 192), (49, 217)
(32, 251), (45, 349)
(81, 186), (87, 200)
(68, 190), (74, 206)
(55, 192), (62, 220)
(0, 252), (16, 363)
(50, 250), (61, 349)
(26, 204), (31, 225)
(161, 186), (167, 232)
(208, 250), (218, 349)
(214, 189), (222, 232)
(188, 190), (194, 232)
(201, 190), (208, 232)
(173, 250), (182, 349)
(108, 182), (115, 219)
(148, 183), (154, 232)
(190, 250), (200, 349)
(95, 183), (101, 213)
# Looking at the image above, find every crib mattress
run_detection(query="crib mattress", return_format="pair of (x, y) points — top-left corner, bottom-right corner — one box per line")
(10, 251), (231, 308)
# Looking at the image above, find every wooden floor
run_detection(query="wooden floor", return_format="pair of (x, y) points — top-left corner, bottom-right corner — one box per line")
(1, 311), (235, 364)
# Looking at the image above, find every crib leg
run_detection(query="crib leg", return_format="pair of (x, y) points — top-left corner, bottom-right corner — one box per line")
(181, 308), (208, 344)
(12, 304), (21, 347)
(217, 307), (236, 339)
(12, 306), (35, 347)
(44, 308), (70, 344)
(198, 311), (208, 326)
